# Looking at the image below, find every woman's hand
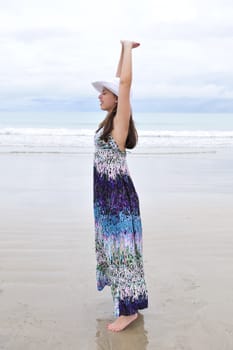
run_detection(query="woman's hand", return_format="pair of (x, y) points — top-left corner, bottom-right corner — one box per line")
(120, 40), (140, 49)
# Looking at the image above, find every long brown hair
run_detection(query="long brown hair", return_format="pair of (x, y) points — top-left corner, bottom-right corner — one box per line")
(96, 105), (138, 149)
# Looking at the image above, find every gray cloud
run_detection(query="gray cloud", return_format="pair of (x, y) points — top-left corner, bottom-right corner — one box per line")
(0, 0), (233, 111)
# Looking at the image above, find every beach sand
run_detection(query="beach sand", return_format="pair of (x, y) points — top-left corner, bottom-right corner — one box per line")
(0, 150), (233, 350)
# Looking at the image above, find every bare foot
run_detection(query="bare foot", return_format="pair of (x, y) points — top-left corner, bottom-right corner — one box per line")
(107, 313), (138, 332)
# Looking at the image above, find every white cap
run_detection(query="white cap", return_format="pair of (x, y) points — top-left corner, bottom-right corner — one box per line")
(91, 78), (120, 96)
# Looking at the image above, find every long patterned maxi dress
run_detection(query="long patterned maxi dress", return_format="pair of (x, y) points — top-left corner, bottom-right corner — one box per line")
(93, 129), (148, 316)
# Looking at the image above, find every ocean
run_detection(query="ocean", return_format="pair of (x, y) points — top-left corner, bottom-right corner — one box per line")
(0, 111), (233, 154)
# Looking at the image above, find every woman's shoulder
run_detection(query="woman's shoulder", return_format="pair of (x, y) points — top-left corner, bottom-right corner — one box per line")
(94, 128), (109, 149)
(94, 129), (125, 154)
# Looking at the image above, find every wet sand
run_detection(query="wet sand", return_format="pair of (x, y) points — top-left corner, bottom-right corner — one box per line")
(0, 151), (233, 350)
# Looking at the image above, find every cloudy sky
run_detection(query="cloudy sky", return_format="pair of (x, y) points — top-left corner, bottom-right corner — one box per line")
(1, 0), (233, 112)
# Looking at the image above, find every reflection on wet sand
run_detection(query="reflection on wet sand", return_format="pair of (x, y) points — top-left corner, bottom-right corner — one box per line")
(95, 313), (148, 350)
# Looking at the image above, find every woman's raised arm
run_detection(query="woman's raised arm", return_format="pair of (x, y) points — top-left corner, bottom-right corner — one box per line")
(111, 41), (140, 151)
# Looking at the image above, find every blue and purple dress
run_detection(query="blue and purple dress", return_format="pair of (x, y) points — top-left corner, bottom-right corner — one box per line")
(93, 129), (148, 316)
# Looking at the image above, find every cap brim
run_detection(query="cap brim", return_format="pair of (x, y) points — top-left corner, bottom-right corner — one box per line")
(92, 81), (105, 93)
(91, 80), (119, 96)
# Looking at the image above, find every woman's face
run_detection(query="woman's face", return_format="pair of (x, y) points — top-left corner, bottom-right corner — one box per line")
(98, 88), (117, 111)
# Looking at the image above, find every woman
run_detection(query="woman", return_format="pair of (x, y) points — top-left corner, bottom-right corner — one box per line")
(92, 40), (148, 332)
